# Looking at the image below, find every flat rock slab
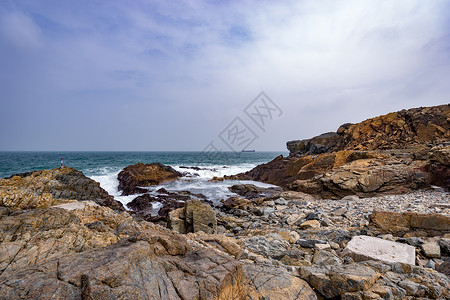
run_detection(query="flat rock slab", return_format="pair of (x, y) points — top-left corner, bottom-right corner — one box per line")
(53, 201), (99, 211)
(341, 235), (416, 265)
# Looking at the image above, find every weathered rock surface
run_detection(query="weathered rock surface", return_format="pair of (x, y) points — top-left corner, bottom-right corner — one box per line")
(118, 162), (182, 195)
(370, 210), (450, 236)
(0, 167), (124, 211)
(288, 104), (450, 155)
(299, 260), (449, 299)
(341, 235), (416, 265)
(230, 105), (450, 197)
(243, 263), (318, 300)
(168, 199), (217, 234)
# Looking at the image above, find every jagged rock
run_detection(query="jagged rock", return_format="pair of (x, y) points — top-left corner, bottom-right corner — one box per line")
(341, 235), (416, 265)
(118, 163), (181, 195)
(287, 132), (343, 155)
(231, 105), (450, 197)
(0, 167), (123, 211)
(168, 200), (217, 234)
(289, 104), (449, 155)
(0, 232), (240, 299)
(370, 210), (450, 236)
(421, 241), (441, 258)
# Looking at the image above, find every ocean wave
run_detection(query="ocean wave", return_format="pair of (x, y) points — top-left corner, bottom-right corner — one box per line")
(88, 162), (274, 206)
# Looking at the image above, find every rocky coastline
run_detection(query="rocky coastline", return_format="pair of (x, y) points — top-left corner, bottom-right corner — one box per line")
(0, 104), (449, 299)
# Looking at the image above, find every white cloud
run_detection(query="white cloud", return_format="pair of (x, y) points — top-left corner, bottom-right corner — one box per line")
(1, 11), (42, 48)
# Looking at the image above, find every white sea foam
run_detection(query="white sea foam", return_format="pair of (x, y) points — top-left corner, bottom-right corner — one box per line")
(89, 163), (277, 207)
(89, 170), (138, 206)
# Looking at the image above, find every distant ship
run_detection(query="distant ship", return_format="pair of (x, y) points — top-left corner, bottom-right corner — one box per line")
(241, 149), (256, 152)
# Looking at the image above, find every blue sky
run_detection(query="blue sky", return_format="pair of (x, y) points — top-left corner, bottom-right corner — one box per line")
(1, 0), (449, 151)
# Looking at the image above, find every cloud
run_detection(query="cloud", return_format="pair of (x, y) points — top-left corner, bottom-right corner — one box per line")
(0, 0), (449, 150)
(1, 10), (42, 48)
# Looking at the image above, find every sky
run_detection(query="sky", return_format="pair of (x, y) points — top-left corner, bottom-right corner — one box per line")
(0, 0), (449, 151)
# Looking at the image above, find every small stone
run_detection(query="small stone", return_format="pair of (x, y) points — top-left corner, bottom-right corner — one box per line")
(286, 213), (304, 225)
(332, 207), (348, 216)
(299, 220), (320, 229)
(378, 234), (394, 241)
(296, 239), (326, 248)
(314, 243), (331, 250)
(421, 241), (441, 258)
(330, 242), (340, 250)
(305, 212), (320, 220)
(424, 260), (436, 270)
(320, 217), (334, 227)
(341, 195), (359, 201)
(274, 197), (288, 205)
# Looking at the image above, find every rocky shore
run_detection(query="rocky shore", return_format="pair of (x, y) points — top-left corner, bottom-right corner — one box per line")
(0, 104), (449, 299)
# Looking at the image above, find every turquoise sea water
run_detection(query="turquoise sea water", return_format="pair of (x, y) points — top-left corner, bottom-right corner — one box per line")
(0, 151), (287, 205)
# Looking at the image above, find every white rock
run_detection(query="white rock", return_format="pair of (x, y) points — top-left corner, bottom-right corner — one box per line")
(341, 235), (416, 265)
(53, 201), (99, 211)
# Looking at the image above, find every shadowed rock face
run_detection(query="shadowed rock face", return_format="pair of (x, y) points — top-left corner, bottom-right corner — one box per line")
(118, 163), (182, 195)
(0, 167), (124, 211)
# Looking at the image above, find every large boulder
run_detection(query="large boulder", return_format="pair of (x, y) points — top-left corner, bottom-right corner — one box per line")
(369, 211), (450, 236)
(0, 167), (124, 211)
(168, 200), (217, 234)
(118, 163), (182, 195)
(341, 235), (416, 265)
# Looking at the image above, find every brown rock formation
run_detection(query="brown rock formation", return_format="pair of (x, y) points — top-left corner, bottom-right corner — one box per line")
(0, 167), (124, 211)
(118, 163), (182, 195)
(288, 104), (450, 155)
(231, 104), (450, 198)
(369, 211), (450, 236)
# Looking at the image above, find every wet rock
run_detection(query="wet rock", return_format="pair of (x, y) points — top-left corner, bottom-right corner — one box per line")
(118, 162), (181, 195)
(228, 184), (281, 199)
(341, 235), (416, 265)
(126, 194), (156, 218)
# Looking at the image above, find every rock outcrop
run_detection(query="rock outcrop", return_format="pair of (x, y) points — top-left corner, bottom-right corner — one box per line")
(118, 162), (182, 195)
(0, 167), (124, 211)
(288, 104), (449, 155)
(230, 104), (450, 198)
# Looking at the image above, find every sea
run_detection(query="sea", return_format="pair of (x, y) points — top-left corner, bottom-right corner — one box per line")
(0, 151), (287, 206)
